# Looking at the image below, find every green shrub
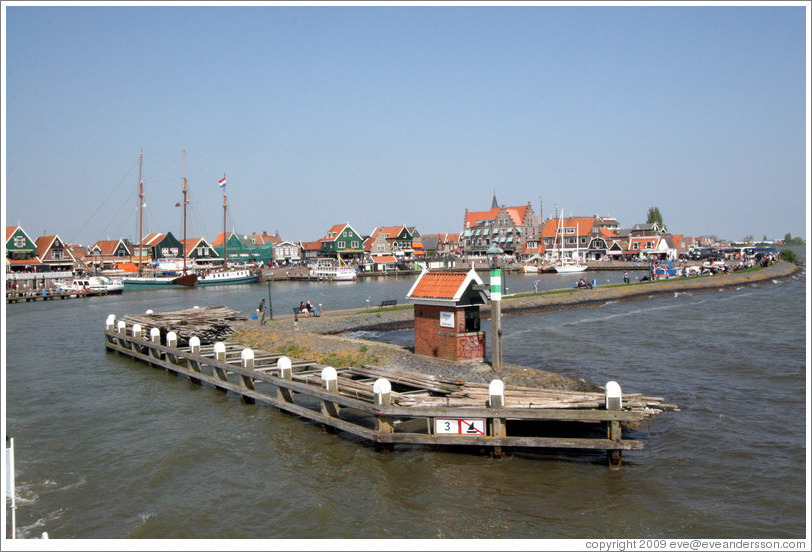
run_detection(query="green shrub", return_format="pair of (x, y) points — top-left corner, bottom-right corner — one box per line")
(780, 249), (797, 263)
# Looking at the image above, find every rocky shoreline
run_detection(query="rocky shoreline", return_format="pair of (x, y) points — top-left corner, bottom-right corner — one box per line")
(230, 261), (802, 392)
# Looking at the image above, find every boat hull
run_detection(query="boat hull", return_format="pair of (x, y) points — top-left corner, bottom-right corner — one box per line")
(122, 273), (198, 289)
(198, 269), (259, 286)
(553, 264), (588, 273)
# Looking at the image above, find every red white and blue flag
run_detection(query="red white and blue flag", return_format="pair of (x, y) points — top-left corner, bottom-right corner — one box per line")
(219, 176), (227, 188)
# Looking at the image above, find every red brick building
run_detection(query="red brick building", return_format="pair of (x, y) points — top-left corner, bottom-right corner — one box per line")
(406, 268), (488, 362)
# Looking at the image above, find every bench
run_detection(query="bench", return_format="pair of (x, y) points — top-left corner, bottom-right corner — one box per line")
(293, 306), (320, 317)
(379, 299), (398, 308)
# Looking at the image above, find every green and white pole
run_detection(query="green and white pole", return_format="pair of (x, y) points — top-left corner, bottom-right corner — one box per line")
(488, 244), (504, 371)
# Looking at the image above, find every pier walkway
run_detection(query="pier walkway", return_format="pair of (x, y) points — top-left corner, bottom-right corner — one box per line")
(104, 311), (677, 467)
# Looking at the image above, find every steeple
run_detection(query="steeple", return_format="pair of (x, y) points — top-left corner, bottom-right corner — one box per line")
(491, 189), (499, 209)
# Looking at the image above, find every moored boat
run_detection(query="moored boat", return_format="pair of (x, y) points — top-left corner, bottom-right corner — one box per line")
(309, 257), (357, 281)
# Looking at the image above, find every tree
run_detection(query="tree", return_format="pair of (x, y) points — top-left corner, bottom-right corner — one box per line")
(646, 207), (666, 230)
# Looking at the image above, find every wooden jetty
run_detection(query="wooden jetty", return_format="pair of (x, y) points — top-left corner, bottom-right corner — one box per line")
(104, 308), (677, 468)
(7, 288), (109, 303)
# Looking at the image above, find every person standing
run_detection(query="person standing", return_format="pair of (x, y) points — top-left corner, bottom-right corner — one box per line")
(258, 298), (267, 325)
(623, 270), (629, 284)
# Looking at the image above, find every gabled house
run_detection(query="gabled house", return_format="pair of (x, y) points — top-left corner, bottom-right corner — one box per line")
(369, 225), (418, 257)
(182, 238), (219, 264)
(364, 231), (391, 258)
(87, 239), (132, 271)
(35, 234), (81, 272)
(6, 226), (41, 272)
(319, 223), (364, 260)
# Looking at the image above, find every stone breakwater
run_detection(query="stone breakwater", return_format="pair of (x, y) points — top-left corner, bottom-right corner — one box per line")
(230, 261), (801, 391)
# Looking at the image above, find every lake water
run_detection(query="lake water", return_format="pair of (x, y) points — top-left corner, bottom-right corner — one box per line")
(3, 253), (808, 542)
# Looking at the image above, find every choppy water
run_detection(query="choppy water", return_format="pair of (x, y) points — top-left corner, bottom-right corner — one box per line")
(3, 259), (808, 540)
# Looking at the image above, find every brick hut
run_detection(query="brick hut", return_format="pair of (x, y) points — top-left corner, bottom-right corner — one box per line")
(406, 267), (488, 362)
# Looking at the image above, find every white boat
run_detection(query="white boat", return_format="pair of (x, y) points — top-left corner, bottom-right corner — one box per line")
(122, 150), (198, 289)
(521, 265), (540, 273)
(552, 212), (587, 274)
(55, 275), (124, 294)
(309, 258), (357, 281)
(196, 173), (260, 286)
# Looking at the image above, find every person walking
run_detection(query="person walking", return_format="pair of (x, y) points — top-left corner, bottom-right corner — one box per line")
(258, 298), (267, 325)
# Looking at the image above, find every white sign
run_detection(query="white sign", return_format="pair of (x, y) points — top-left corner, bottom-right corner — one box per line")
(439, 311), (454, 328)
(434, 418), (486, 436)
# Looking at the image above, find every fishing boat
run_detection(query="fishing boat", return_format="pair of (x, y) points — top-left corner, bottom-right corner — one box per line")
(309, 257), (357, 281)
(122, 150), (198, 289)
(552, 211), (587, 274)
(197, 173), (259, 286)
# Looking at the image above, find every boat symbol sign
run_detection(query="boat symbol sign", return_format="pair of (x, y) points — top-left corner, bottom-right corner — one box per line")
(434, 418), (486, 436)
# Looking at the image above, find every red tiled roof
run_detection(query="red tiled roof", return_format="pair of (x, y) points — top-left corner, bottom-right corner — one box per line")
(93, 239), (122, 256)
(410, 271), (468, 299)
(6, 226), (20, 241)
(372, 255), (397, 263)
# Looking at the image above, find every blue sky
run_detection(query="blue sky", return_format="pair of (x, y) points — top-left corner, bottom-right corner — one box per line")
(3, 2), (809, 247)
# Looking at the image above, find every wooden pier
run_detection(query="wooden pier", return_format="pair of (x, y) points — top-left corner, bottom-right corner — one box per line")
(7, 288), (109, 303)
(103, 311), (676, 467)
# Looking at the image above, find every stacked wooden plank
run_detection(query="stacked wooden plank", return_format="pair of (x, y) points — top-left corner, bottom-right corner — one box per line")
(121, 306), (248, 345)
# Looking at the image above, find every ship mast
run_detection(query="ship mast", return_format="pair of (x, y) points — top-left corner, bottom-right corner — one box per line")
(137, 149), (144, 276)
(222, 173), (227, 267)
(182, 149), (188, 275)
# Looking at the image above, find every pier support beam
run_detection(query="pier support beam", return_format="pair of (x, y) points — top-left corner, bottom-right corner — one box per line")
(212, 342), (229, 385)
(489, 379), (507, 459)
(320, 367), (340, 433)
(276, 356), (295, 403)
(605, 380), (623, 469)
(240, 348), (256, 404)
(374, 378), (394, 452)
(188, 336), (202, 384)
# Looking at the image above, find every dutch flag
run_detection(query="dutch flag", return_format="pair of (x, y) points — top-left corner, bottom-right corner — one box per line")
(219, 176), (227, 188)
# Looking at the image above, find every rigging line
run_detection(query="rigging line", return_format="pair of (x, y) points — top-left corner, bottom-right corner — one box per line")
(68, 158), (138, 245)
(96, 191), (137, 242)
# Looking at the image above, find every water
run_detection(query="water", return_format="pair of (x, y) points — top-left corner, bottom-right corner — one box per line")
(4, 257), (808, 540)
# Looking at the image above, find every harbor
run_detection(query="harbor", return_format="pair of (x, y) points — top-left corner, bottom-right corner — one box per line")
(3, 253), (807, 538)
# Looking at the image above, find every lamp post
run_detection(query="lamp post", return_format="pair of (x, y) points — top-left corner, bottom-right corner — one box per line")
(487, 242), (504, 371)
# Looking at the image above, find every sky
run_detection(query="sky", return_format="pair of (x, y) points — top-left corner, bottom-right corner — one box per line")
(2, 1), (809, 248)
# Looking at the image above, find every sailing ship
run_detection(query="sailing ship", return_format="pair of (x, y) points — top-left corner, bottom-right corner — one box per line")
(122, 150), (198, 289)
(197, 173), (260, 286)
(552, 211), (587, 274)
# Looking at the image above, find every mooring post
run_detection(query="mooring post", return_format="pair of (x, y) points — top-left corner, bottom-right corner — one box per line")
(489, 379), (507, 459)
(145, 309), (153, 314)
(276, 356), (295, 403)
(165, 331), (178, 369)
(105, 315), (117, 347)
(320, 367), (340, 431)
(240, 348), (256, 403)
(117, 320), (129, 349)
(132, 324), (142, 340)
(149, 328), (161, 362)
(605, 380), (623, 469)
(187, 336), (202, 382)
(373, 378), (394, 446)
(212, 342), (229, 384)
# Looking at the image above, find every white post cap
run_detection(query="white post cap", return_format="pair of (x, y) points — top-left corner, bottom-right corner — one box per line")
(189, 336), (201, 350)
(132, 323), (142, 337)
(373, 378), (391, 395)
(117, 320), (126, 332)
(605, 380), (623, 409)
(150, 327), (161, 340)
(145, 309), (154, 314)
(277, 356), (292, 371)
(213, 341), (226, 355)
(241, 348), (254, 362)
(489, 379), (505, 397)
(321, 366), (337, 382)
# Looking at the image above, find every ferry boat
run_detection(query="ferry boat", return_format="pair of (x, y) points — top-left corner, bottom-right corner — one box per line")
(309, 258), (357, 281)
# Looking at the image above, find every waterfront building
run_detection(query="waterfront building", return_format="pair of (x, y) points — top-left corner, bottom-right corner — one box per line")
(273, 241), (301, 264)
(35, 234), (83, 273)
(461, 194), (541, 256)
(368, 225), (421, 258)
(5, 225), (38, 271)
(211, 231), (274, 265)
(363, 230), (392, 258)
(299, 241), (322, 263)
(540, 215), (596, 264)
(181, 237), (219, 266)
(87, 239), (133, 272)
(319, 223), (364, 261)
